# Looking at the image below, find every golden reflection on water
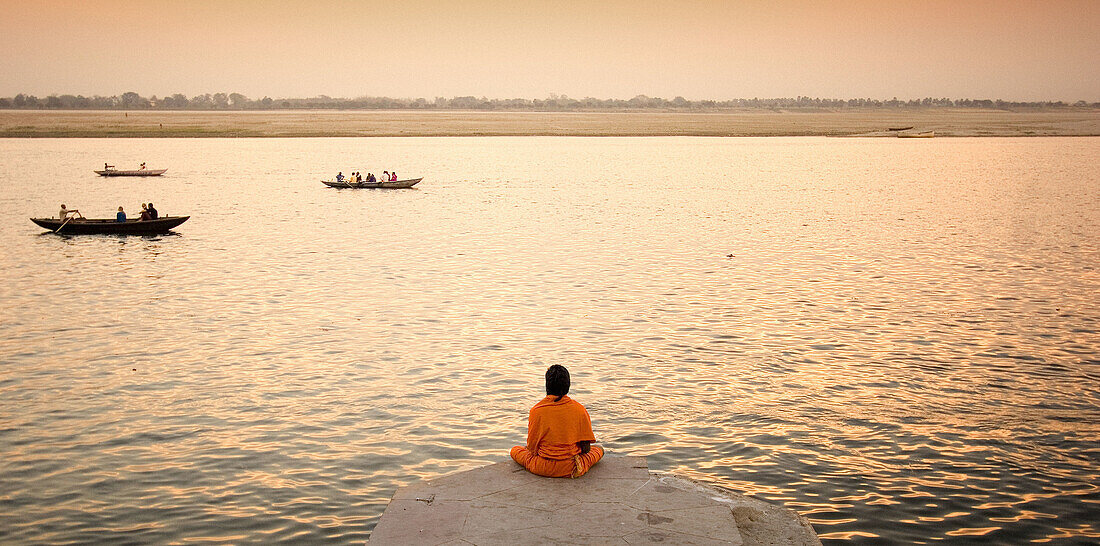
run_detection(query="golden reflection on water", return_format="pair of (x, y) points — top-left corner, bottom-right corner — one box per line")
(0, 137), (1098, 544)
(945, 526), (1000, 536)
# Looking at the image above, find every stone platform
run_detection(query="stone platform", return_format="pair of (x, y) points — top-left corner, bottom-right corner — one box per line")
(368, 456), (820, 545)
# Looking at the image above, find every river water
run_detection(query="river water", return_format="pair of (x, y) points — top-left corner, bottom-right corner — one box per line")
(1, 137), (1097, 544)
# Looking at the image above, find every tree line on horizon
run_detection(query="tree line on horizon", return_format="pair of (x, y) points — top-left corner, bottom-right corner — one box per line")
(1, 91), (1096, 111)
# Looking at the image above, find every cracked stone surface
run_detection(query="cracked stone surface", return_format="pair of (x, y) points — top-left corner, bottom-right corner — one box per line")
(368, 455), (820, 545)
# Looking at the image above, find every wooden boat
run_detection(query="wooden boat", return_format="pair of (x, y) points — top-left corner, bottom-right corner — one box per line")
(897, 131), (935, 138)
(31, 216), (189, 234)
(94, 169), (167, 177)
(322, 177), (422, 189)
(888, 126), (914, 131)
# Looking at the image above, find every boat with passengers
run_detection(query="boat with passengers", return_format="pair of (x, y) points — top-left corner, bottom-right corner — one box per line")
(322, 177), (422, 189)
(30, 216), (189, 234)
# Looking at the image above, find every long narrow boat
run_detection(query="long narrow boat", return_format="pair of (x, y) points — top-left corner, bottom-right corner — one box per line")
(322, 177), (422, 189)
(897, 131), (935, 138)
(30, 216), (189, 234)
(94, 169), (167, 177)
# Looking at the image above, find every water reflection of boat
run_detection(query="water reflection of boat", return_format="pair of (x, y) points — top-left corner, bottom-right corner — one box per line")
(897, 131), (934, 138)
(322, 178), (422, 189)
(94, 169), (167, 176)
(30, 216), (189, 234)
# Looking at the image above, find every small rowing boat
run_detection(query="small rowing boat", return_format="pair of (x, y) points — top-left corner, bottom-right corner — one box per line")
(31, 216), (189, 234)
(322, 177), (422, 189)
(94, 169), (167, 177)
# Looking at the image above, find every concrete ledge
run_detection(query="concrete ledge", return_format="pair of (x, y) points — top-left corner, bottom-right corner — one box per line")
(369, 456), (819, 545)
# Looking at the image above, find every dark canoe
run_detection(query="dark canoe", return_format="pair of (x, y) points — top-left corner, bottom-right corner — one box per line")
(31, 216), (189, 234)
(94, 169), (167, 177)
(888, 126), (914, 131)
(321, 177), (422, 189)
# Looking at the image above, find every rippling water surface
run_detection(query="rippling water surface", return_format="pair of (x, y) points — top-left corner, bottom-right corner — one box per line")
(1, 137), (1098, 544)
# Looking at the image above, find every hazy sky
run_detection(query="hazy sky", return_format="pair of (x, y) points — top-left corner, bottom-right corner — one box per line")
(3, 0), (1098, 101)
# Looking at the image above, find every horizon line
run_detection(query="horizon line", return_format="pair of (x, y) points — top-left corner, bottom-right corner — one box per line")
(3, 92), (1098, 110)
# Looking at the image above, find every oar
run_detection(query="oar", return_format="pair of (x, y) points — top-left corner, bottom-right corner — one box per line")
(55, 216), (73, 233)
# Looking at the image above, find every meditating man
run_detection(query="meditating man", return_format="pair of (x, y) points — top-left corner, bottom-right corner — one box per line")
(510, 365), (604, 478)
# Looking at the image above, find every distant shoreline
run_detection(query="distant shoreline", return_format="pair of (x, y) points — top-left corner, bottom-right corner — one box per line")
(2, 109), (1098, 137)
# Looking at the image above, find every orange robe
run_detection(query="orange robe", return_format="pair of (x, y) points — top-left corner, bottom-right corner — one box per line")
(510, 395), (604, 478)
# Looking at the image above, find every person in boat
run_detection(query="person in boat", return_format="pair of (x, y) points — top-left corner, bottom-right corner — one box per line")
(116, 206), (126, 222)
(147, 202), (158, 219)
(510, 364), (603, 478)
(336, 172), (344, 182)
(390, 171), (397, 181)
(139, 203), (152, 221)
(59, 204), (83, 221)
(139, 162), (146, 170)
(382, 171), (389, 182)
(365, 172), (376, 183)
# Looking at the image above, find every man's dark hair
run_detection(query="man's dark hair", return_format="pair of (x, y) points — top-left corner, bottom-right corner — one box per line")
(545, 364), (570, 401)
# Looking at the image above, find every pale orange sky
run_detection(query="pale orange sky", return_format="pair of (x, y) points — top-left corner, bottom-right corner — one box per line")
(2, 0), (1098, 101)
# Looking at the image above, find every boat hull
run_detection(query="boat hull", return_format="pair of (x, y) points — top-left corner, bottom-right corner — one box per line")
(322, 177), (422, 189)
(31, 216), (189, 234)
(94, 169), (167, 176)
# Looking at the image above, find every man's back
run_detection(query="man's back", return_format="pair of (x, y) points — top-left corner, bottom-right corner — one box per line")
(528, 395), (594, 459)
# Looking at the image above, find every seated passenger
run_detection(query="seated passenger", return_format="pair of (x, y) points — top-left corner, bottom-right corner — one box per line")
(336, 172), (344, 182)
(139, 203), (152, 221)
(510, 364), (603, 478)
(116, 206), (127, 222)
(391, 171), (397, 181)
(147, 202), (159, 219)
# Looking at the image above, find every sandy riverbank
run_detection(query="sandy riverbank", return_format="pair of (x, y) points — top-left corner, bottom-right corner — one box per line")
(1, 109), (1098, 137)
